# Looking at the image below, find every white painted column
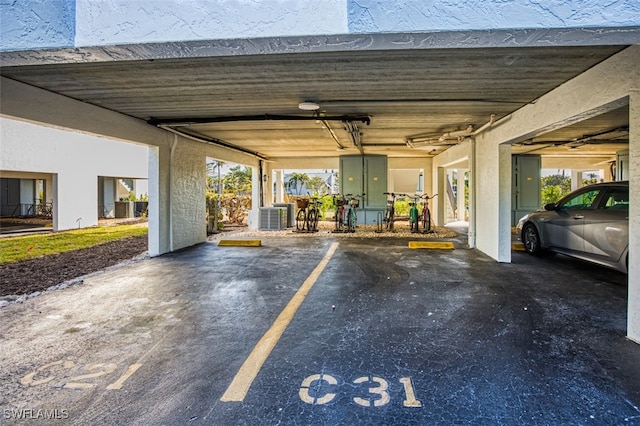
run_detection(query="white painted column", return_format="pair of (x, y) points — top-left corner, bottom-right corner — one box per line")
(19, 179), (35, 215)
(436, 167), (446, 226)
(468, 140), (477, 248)
(263, 162), (273, 206)
(53, 171), (98, 230)
(275, 170), (285, 203)
(248, 165), (261, 230)
(498, 144), (512, 263)
(628, 89), (640, 344)
(457, 169), (467, 221)
(571, 170), (584, 191)
(148, 144), (171, 256)
(474, 137), (512, 261)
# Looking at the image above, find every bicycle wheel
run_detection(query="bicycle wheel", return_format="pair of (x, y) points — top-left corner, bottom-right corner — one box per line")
(307, 209), (318, 232)
(347, 208), (355, 232)
(422, 209), (431, 232)
(386, 207), (395, 230)
(296, 209), (307, 231)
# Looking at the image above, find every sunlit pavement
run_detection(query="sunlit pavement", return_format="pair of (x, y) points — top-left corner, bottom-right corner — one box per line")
(0, 234), (637, 425)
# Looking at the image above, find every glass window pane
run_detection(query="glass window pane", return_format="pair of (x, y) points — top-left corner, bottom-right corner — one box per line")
(602, 188), (629, 210)
(560, 190), (600, 210)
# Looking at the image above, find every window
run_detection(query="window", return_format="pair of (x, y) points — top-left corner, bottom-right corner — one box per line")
(560, 189), (600, 210)
(602, 187), (629, 210)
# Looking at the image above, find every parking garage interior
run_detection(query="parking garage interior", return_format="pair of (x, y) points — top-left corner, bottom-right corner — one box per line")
(1, 12), (639, 422)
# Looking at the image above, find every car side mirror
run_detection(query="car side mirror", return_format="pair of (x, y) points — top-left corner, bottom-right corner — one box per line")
(544, 203), (557, 211)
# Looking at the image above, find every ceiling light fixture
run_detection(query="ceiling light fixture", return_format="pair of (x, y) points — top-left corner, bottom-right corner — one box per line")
(298, 101), (320, 111)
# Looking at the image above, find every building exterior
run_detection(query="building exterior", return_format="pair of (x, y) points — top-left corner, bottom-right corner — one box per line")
(0, 117), (148, 230)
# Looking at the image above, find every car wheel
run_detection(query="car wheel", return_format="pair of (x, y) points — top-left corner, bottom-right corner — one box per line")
(522, 223), (541, 255)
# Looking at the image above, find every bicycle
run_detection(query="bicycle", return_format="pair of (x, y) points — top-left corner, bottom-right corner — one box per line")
(305, 196), (322, 232)
(419, 193), (438, 233)
(382, 192), (398, 231)
(295, 197), (310, 232)
(344, 193), (364, 232)
(408, 194), (421, 233)
(333, 194), (347, 232)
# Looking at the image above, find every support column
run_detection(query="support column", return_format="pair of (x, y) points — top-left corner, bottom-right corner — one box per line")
(457, 169), (467, 221)
(571, 170), (584, 191)
(436, 167), (446, 226)
(468, 140), (477, 248)
(275, 170), (285, 203)
(52, 171), (98, 231)
(148, 143), (171, 256)
(628, 89), (640, 343)
(248, 165), (261, 230)
(498, 144), (512, 263)
(263, 162), (273, 206)
(474, 136), (511, 261)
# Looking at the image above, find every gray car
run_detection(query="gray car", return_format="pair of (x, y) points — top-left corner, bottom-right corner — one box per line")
(517, 181), (629, 273)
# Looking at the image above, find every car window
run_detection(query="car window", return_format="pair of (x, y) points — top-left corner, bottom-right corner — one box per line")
(559, 189), (600, 210)
(601, 187), (629, 211)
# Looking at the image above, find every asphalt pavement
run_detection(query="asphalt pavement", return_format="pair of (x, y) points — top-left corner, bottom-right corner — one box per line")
(0, 233), (637, 425)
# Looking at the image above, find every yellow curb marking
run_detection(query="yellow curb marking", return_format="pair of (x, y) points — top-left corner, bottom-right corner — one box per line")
(408, 241), (454, 250)
(218, 240), (262, 247)
(220, 241), (339, 402)
(512, 242), (525, 251)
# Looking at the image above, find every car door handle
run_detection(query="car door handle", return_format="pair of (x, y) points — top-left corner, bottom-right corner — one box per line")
(572, 215), (584, 220)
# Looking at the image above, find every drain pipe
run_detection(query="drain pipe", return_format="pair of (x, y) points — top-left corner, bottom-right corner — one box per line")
(439, 125), (474, 142)
(473, 114), (496, 136)
(169, 135), (178, 252)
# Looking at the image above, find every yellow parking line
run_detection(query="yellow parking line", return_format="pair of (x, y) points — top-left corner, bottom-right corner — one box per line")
(408, 241), (454, 250)
(512, 242), (525, 251)
(218, 240), (262, 247)
(220, 241), (339, 402)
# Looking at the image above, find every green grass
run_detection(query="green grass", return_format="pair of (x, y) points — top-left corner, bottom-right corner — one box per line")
(0, 224), (148, 265)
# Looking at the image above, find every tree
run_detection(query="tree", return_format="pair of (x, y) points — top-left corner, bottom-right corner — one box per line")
(206, 161), (225, 191)
(286, 172), (310, 195)
(223, 166), (252, 195)
(308, 176), (329, 195)
(541, 173), (571, 205)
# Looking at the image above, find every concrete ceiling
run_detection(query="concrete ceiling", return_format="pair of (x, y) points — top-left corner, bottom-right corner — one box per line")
(0, 32), (632, 162)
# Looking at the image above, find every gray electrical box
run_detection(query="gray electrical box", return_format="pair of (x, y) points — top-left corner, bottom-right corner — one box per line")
(512, 155), (541, 225)
(339, 154), (387, 224)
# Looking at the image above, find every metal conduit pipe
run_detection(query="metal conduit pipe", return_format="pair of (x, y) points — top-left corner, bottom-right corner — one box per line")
(158, 125), (268, 161)
(439, 125), (475, 142)
(472, 114), (497, 136)
(406, 115), (496, 148)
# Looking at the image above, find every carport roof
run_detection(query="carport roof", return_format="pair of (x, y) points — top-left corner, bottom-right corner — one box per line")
(1, 28), (638, 161)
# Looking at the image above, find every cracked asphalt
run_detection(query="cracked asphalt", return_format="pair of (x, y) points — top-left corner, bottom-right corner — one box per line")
(0, 233), (637, 425)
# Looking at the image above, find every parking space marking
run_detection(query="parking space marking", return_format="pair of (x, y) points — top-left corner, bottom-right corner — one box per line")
(408, 241), (454, 249)
(218, 239), (262, 247)
(220, 242), (339, 402)
(106, 363), (143, 390)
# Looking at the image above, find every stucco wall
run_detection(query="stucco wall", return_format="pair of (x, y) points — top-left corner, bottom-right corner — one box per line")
(347, 0), (640, 33)
(0, 117), (148, 230)
(2, 0), (639, 51)
(170, 140), (208, 251)
(75, 0), (348, 46)
(0, 0), (75, 50)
